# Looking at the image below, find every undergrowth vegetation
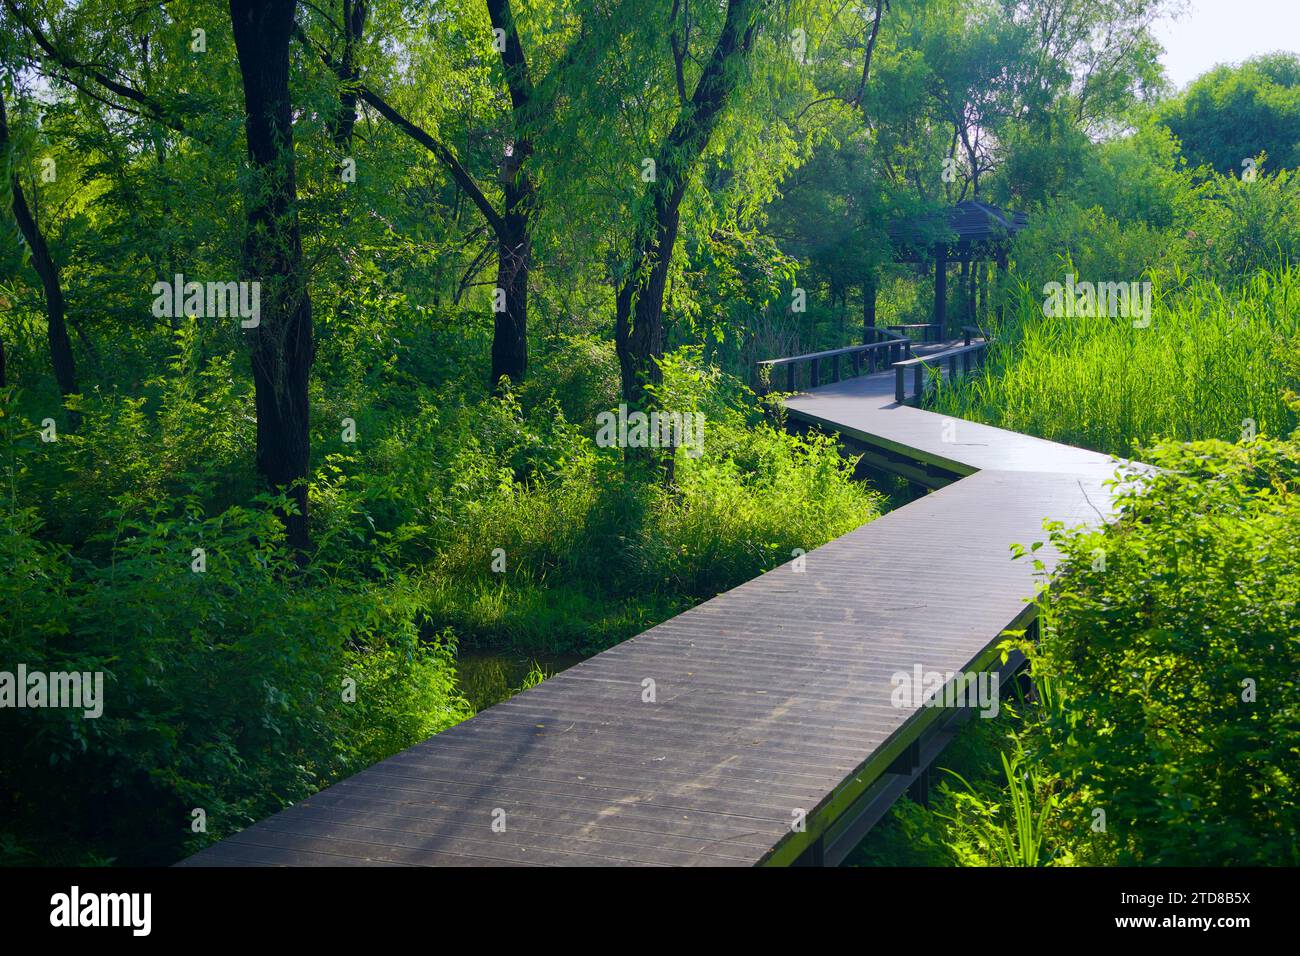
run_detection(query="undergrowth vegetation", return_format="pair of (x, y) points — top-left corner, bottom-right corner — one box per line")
(0, 326), (882, 865)
(856, 379), (1300, 867)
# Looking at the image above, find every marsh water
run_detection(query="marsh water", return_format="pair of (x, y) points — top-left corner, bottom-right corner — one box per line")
(455, 648), (586, 713)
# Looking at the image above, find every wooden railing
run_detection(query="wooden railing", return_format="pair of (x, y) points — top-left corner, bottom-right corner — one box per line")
(886, 323), (942, 344)
(893, 327), (988, 405)
(756, 328), (912, 394)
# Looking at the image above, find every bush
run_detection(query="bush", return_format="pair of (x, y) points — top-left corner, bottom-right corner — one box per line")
(415, 353), (884, 653)
(0, 392), (469, 865)
(1025, 437), (1300, 865)
(1174, 169), (1300, 283)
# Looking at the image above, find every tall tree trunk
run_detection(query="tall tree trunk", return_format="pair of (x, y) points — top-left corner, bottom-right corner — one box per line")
(615, 0), (762, 413)
(1, 88), (79, 420)
(332, 0), (367, 150)
(231, 0), (314, 555)
(486, 0), (533, 392)
(491, 204), (529, 389)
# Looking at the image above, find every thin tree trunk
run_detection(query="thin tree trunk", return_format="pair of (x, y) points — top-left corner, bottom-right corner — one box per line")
(486, 0), (533, 391)
(231, 0), (314, 555)
(332, 1), (367, 150)
(1, 88), (79, 419)
(615, 0), (762, 415)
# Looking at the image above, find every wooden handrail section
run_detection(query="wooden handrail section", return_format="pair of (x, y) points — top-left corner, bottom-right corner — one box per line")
(894, 338), (988, 405)
(755, 329), (913, 393)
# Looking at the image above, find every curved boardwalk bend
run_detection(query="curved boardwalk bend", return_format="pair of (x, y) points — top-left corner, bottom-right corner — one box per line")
(183, 337), (1129, 867)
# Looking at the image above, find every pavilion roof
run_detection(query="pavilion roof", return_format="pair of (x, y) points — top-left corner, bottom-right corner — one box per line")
(889, 200), (1028, 250)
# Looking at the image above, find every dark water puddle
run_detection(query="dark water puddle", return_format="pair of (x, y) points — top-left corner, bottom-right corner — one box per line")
(455, 648), (585, 713)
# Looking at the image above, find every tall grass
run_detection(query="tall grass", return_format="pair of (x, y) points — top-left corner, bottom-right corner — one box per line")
(933, 266), (1300, 456)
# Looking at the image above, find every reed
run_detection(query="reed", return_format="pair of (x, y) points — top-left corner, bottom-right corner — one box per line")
(933, 266), (1300, 455)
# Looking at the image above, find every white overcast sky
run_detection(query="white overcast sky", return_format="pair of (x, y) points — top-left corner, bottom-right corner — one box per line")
(1153, 0), (1300, 89)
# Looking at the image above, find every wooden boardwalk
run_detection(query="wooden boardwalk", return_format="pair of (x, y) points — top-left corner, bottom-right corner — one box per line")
(182, 356), (1126, 867)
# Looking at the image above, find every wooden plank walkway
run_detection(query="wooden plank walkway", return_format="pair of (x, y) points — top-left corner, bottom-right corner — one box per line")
(182, 358), (1127, 867)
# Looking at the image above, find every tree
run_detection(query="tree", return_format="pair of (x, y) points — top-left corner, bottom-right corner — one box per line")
(0, 83), (78, 417)
(298, 0), (583, 392)
(230, 0), (314, 553)
(483, 0), (535, 391)
(1159, 54), (1300, 176)
(614, 0), (766, 416)
(331, 0), (368, 151)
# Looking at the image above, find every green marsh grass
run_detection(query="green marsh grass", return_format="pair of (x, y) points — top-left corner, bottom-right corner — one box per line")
(933, 266), (1300, 456)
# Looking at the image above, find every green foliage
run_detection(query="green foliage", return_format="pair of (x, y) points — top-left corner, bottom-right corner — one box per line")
(0, 314), (883, 864)
(417, 345), (883, 653)
(938, 751), (1062, 866)
(1027, 436), (1300, 865)
(1159, 54), (1300, 176)
(4, 0), (1297, 873)
(846, 689), (1078, 867)
(0, 388), (470, 864)
(1007, 200), (1170, 297)
(1176, 169), (1300, 281)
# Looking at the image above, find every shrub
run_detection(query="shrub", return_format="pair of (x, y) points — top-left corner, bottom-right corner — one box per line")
(1025, 437), (1300, 865)
(0, 392), (469, 864)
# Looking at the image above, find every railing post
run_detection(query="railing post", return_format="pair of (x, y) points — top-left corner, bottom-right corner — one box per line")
(852, 352), (861, 376)
(914, 365), (923, 406)
(832, 354), (841, 383)
(895, 364), (905, 404)
(810, 358), (820, 387)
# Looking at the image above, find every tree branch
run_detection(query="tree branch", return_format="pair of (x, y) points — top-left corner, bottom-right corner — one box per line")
(3, 0), (192, 138)
(292, 23), (505, 236)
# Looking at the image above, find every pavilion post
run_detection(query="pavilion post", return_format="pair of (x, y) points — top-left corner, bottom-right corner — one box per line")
(995, 246), (1008, 324)
(977, 260), (987, 325)
(959, 256), (970, 326)
(933, 245), (947, 341)
(966, 256), (977, 324)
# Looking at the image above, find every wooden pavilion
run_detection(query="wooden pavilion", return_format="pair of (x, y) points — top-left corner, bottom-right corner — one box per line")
(869, 200), (1028, 342)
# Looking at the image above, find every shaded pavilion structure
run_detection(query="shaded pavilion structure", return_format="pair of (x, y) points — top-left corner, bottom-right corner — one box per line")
(870, 200), (1028, 343)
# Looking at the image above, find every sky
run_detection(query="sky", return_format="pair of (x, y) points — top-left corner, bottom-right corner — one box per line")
(1152, 0), (1300, 89)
